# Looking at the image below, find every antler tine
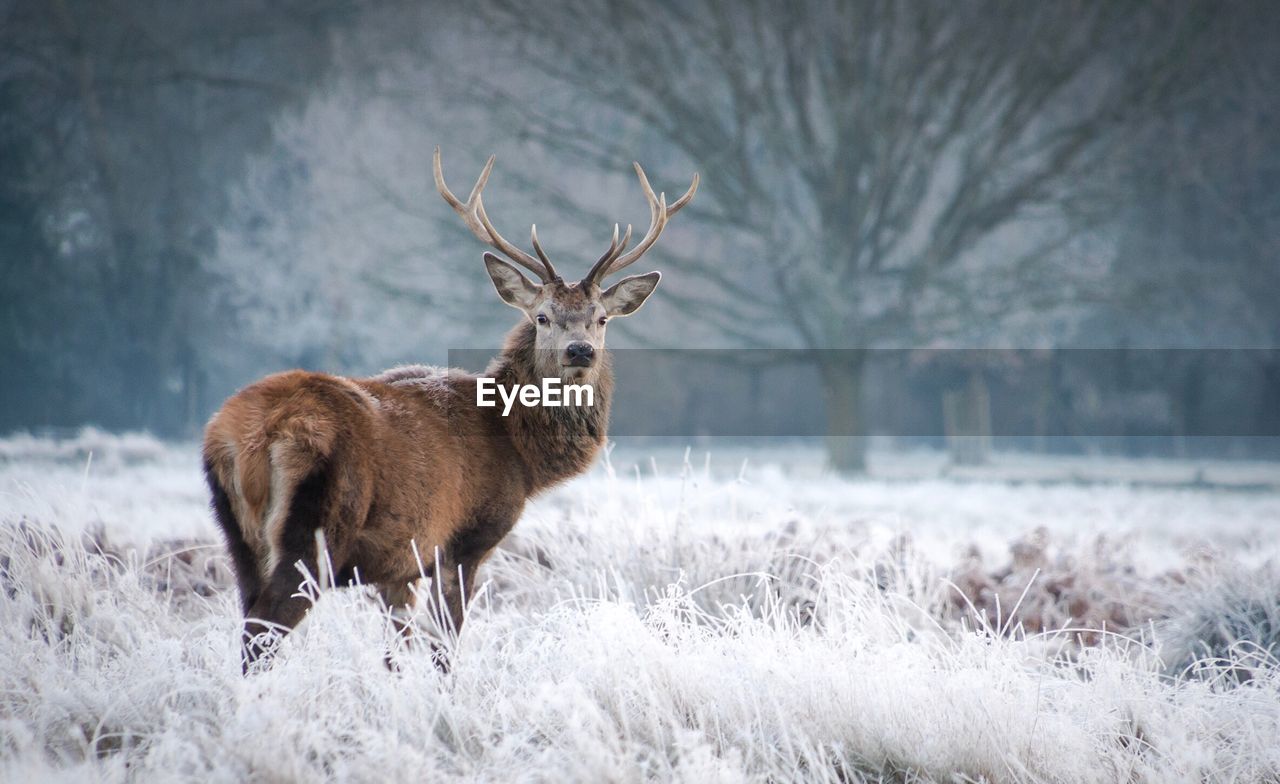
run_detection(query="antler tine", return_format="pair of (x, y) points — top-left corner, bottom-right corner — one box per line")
(467, 155), (496, 204)
(603, 173), (667, 278)
(668, 172), (699, 215)
(473, 194), (554, 281)
(583, 223), (629, 286)
(530, 224), (559, 280)
(616, 223), (634, 258)
(600, 224), (621, 263)
(433, 147), (487, 241)
(582, 163), (697, 285)
(433, 147), (556, 282)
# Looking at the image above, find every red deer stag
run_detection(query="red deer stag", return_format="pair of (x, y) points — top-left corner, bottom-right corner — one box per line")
(203, 149), (697, 671)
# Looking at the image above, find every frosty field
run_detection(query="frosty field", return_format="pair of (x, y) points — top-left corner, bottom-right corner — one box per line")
(2, 432), (1280, 783)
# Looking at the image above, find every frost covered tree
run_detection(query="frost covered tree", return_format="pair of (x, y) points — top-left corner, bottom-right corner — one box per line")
(464, 0), (1210, 472)
(211, 1), (1219, 470)
(0, 0), (346, 434)
(211, 71), (509, 376)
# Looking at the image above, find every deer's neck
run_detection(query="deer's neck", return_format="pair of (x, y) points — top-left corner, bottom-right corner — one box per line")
(486, 321), (613, 493)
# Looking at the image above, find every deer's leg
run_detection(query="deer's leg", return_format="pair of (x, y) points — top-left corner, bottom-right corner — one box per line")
(380, 548), (483, 672)
(205, 462), (262, 615)
(434, 521), (506, 646)
(241, 459), (362, 673)
(438, 553), (482, 636)
(377, 521), (506, 671)
(376, 577), (424, 670)
(414, 553), (480, 673)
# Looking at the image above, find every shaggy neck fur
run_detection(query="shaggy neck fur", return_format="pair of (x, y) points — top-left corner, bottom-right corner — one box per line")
(485, 321), (613, 493)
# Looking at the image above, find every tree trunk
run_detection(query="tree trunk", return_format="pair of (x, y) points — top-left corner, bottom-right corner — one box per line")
(944, 367), (992, 466)
(1260, 356), (1280, 441)
(820, 352), (868, 475)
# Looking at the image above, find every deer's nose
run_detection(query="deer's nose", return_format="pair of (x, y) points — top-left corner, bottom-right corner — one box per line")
(565, 342), (595, 365)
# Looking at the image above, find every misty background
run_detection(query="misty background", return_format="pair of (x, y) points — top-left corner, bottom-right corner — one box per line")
(1, 0), (1277, 473)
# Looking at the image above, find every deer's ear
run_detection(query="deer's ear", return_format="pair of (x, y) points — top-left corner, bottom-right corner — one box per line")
(484, 252), (541, 310)
(601, 271), (661, 317)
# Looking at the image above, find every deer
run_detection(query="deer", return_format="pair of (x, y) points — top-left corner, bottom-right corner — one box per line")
(202, 148), (697, 671)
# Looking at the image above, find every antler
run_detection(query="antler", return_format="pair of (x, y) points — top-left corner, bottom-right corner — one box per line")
(582, 163), (698, 287)
(433, 147), (558, 282)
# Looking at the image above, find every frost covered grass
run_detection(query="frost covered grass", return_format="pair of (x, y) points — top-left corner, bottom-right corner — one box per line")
(2, 432), (1279, 782)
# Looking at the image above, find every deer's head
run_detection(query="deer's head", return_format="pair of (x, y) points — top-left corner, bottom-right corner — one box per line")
(435, 148), (697, 381)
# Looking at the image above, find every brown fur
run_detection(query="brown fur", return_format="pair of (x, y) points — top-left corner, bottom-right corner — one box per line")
(203, 320), (611, 671)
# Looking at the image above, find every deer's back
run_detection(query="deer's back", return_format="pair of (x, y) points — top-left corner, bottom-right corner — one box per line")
(203, 368), (527, 584)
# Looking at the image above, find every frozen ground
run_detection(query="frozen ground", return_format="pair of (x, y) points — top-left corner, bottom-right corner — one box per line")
(1, 430), (1279, 782)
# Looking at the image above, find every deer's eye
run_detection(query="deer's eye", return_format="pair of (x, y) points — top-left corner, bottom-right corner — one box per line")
(535, 314), (549, 325)
(598, 316), (608, 326)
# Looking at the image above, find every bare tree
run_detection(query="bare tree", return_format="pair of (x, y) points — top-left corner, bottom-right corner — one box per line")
(470, 0), (1207, 472)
